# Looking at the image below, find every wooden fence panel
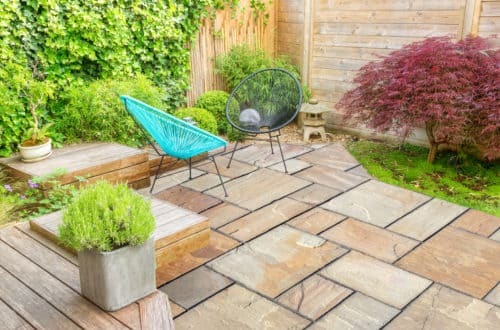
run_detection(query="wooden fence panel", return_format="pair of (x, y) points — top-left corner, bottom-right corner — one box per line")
(187, 1), (276, 105)
(477, 0), (500, 37)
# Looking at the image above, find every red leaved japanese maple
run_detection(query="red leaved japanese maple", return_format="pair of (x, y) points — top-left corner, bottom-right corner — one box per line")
(337, 36), (499, 163)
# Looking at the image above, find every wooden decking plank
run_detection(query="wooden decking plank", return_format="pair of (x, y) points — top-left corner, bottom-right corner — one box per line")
(0, 297), (35, 330)
(17, 222), (78, 265)
(0, 267), (79, 330)
(110, 302), (142, 330)
(154, 216), (209, 249)
(0, 226), (81, 292)
(138, 292), (174, 330)
(0, 241), (128, 329)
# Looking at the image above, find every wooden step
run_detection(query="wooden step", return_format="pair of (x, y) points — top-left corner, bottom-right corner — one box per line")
(2, 142), (151, 189)
(29, 198), (210, 287)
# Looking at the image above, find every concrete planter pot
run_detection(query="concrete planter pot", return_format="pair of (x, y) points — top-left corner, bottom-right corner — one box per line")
(78, 237), (156, 311)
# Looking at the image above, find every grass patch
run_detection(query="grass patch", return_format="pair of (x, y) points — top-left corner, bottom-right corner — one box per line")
(347, 140), (500, 217)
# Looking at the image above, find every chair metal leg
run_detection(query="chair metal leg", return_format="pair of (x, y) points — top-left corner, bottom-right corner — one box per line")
(150, 155), (165, 194)
(269, 132), (274, 154)
(276, 135), (288, 173)
(188, 157), (192, 179)
(227, 141), (239, 169)
(212, 156), (228, 197)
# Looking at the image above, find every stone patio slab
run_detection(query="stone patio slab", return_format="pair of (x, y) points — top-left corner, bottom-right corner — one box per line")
(210, 225), (346, 298)
(219, 198), (312, 242)
(169, 301), (185, 318)
(160, 266), (232, 309)
(277, 275), (352, 320)
(397, 226), (500, 298)
(310, 292), (399, 330)
(451, 209), (500, 237)
(288, 183), (342, 205)
(322, 180), (430, 227)
(485, 284), (500, 306)
(156, 231), (239, 284)
(180, 173), (230, 192)
(321, 251), (431, 309)
(491, 229), (500, 241)
(175, 284), (310, 329)
(295, 165), (368, 191)
(268, 158), (311, 174)
(385, 284), (500, 329)
(155, 185), (222, 213)
(196, 157), (257, 179)
(388, 198), (467, 241)
(201, 203), (250, 229)
(288, 208), (346, 235)
(346, 165), (371, 178)
(139, 168), (205, 193)
(205, 168), (311, 211)
(298, 143), (359, 171)
(226, 143), (311, 168)
(321, 218), (419, 263)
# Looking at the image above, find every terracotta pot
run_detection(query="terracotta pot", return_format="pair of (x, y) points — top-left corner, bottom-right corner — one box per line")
(19, 138), (52, 162)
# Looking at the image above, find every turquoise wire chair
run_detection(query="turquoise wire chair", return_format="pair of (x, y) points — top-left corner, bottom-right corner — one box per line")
(120, 95), (228, 195)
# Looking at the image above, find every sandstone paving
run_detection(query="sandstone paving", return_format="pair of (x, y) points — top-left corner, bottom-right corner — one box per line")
(309, 292), (399, 330)
(160, 266), (232, 309)
(180, 173), (230, 192)
(491, 229), (500, 241)
(388, 198), (467, 241)
(268, 158), (311, 174)
(288, 208), (346, 235)
(297, 143), (359, 171)
(155, 185), (221, 213)
(385, 284), (500, 330)
(321, 218), (419, 263)
(276, 274), (352, 320)
(174, 284), (310, 330)
(205, 168), (311, 211)
(139, 168), (205, 193)
(209, 225), (347, 298)
(294, 165), (368, 191)
(156, 231), (239, 285)
(346, 165), (371, 178)
(196, 157), (257, 179)
(168, 301), (185, 318)
(322, 180), (430, 227)
(219, 198), (312, 242)
(397, 226), (500, 298)
(201, 203), (249, 229)
(225, 143), (311, 168)
(321, 251), (431, 309)
(288, 183), (342, 205)
(451, 209), (500, 237)
(485, 284), (500, 306)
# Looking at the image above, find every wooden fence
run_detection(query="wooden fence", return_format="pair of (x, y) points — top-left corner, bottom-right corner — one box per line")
(187, 0), (276, 105)
(277, 0), (499, 111)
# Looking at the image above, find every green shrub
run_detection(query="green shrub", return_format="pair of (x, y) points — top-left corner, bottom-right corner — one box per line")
(174, 107), (218, 135)
(59, 181), (155, 252)
(215, 44), (310, 100)
(55, 75), (166, 146)
(195, 90), (233, 134)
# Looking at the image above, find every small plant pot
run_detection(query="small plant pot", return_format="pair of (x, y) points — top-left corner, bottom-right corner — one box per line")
(78, 237), (156, 311)
(19, 138), (52, 162)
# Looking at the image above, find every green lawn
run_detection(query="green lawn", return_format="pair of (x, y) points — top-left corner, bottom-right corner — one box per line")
(347, 140), (500, 217)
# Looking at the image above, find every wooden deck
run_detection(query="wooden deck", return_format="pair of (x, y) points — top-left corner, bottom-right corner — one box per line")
(0, 222), (174, 329)
(30, 197), (210, 287)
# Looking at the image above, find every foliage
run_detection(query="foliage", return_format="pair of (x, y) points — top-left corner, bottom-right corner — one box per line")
(338, 36), (499, 163)
(0, 63), (55, 154)
(59, 181), (155, 252)
(174, 107), (218, 135)
(55, 75), (166, 146)
(0, 168), (81, 221)
(215, 44), (306, 93)
(348, 140), (499, 216)
(195, 90), (233, 134)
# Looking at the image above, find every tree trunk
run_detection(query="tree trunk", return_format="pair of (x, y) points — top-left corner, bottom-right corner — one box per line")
(425, 122), (438, 163)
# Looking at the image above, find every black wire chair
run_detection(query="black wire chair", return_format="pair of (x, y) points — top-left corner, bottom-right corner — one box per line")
(225, 68), (303, 172)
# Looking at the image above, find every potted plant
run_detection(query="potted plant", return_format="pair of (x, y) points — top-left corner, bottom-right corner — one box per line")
(58, 181), (156, 311)
(18, 78), (54, 162)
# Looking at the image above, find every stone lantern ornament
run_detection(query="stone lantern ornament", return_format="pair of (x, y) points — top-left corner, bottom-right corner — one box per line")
(300, 98), (330, 142)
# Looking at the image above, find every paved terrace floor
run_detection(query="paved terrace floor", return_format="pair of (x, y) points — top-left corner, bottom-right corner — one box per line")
(149, 142), (500, 329)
